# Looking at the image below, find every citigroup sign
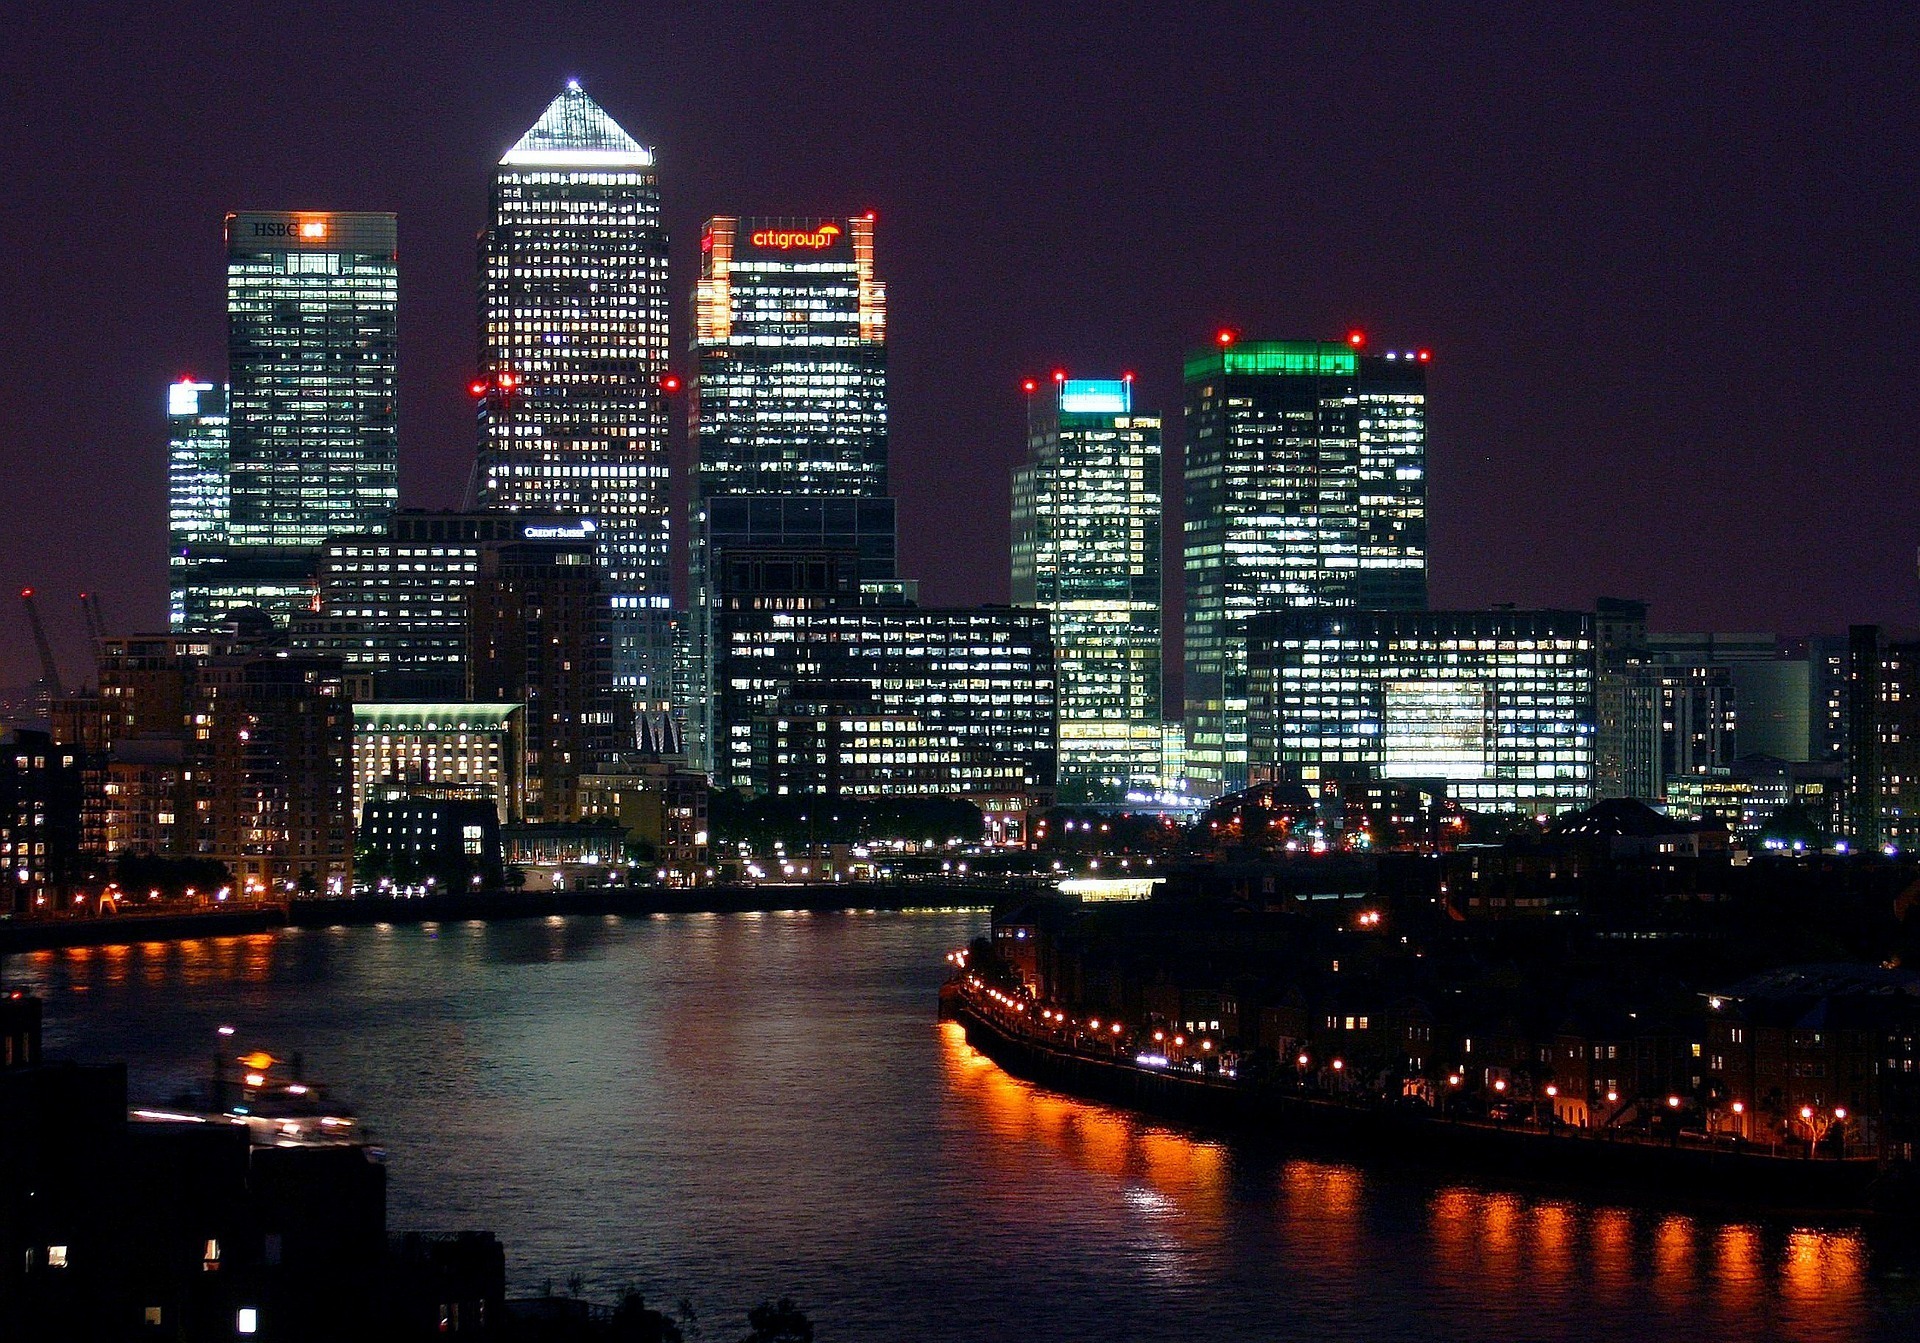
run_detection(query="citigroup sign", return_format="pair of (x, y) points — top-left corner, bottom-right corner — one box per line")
(750, 223), (842, 250)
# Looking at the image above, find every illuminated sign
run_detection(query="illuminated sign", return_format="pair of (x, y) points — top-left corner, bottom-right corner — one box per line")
(1059, 380), (1131, 415)
(169, 379), (213, 417)
(248, 219), (327, 239)
(522, 520), (597, 541)
(749, 223), (842, 250)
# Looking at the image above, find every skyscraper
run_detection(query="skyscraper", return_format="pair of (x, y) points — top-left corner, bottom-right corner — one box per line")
(692, 215), (888, 499)
(687, 213), (892, 768)
(1182, 336), (1429, 795)
(1012, 375), (1162, 801)
(166, 378), (228, 628)
(475, 83), (673, 711)
(225, 211), (398, 547)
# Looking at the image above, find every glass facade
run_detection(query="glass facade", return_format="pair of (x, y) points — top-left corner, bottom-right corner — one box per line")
(1011, 377), (1161, 801)
(290, 511), (572, 700)
(693, 215), (887, 496)
(166, 379), (229, 628)
(687, 214), (892, 770)
(475, 84), (674, 708)
(1182, 340), (1428, 794)
(1245, 609), (1595, 815)
(711, 549), (1056, 797)
(225, 211), (398, 547)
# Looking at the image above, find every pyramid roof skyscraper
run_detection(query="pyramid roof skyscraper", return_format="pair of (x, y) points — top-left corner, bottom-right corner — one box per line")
(502, 81), (653, 167)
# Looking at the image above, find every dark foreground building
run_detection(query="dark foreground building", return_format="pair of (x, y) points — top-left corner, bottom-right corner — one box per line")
(0, 996), (502, 1341)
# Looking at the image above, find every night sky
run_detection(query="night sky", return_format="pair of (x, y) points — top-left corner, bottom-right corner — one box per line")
(2, 3), (1915, 691)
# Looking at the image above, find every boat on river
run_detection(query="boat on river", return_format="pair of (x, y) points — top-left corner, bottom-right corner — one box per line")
(131, 1044), (367, 1148)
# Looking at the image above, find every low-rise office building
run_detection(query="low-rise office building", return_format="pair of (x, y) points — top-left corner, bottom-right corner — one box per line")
(1246, 608), (1596, 816)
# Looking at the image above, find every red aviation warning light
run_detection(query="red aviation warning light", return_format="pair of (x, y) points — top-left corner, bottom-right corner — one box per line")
(1051, 368), (1067, 384)
(661, 374), (683, 394)
(1216, 328), (1236, 347)
(1417, 348), (1432, 362)
(1122, 371), (1135, 383)
(1347, 329), (1366, 349)
(468, 378), (489, 398)
(1020, 378), (1038, 395)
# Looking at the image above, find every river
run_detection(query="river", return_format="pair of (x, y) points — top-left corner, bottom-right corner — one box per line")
(11, 910), (1920, 1341)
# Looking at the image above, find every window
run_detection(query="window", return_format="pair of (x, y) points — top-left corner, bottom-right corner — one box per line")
(238, 1307), (259, 1336)
(203, 1238), (221, 1271)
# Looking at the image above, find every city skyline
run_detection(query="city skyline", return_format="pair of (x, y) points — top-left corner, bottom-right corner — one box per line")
(3, 6), (1916, 690)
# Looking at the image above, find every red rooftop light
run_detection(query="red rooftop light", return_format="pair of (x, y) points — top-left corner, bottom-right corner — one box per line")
(1020, 378), (1038, 394)
(1122, 371), (1135, 382)
(1216, 328), (1236, 346)
(1417, 348), (1432, 362)
(661, 374), (683, 394)
(1051, 369), (1067, 384)
(1347, 329), (1366, 348)
(468, 379), (489, 398)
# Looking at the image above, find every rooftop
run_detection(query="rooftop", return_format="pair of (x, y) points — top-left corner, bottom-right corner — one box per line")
(501, 83), (654, 168)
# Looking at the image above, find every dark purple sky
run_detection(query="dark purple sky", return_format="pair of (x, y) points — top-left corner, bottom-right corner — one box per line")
(2, 3), (1916, 690)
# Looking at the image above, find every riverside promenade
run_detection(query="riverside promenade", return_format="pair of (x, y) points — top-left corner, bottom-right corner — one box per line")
(942, 976), (1906, 1216)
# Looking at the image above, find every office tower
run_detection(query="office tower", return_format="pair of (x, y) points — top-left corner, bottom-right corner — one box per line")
(1593, 598), (1659, 800)
(173, 212), (398, 630)
(1012, 376), (1161, 802)
(226, 212), (398, 546)
(709, 549), (1056, 831)
(166, 378), (229, 625)
(693, 215), (888, 497)
(475, 83), (673, 710)
(192, 648), (355, 896)
(292, 510), (582, 700)
(1355, 354), (1430, 609)
(1843, 625), (1920, 851)
(1182, 336), (1429, 795)
(1245, 608), (1595, 816)
(688, 213), (892, 769)
(468, 531), (630, 824)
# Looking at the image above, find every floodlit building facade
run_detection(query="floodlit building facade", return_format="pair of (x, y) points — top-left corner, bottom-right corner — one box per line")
(475, 84), (674, 711)
(350, 702), (523, 825)
(1011, 376), (1162, 801)
(1245, 609), (1595, 816)
(1182, 337), (1429, 794)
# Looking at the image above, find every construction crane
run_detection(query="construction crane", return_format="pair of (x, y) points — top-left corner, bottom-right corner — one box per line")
(79, 590), (103, 644)
(20, 588), (63, 698)
(79, 590), (106, 686)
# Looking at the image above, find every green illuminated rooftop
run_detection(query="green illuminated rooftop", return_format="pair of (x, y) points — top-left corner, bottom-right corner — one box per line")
(1184, 341), (1358, 382)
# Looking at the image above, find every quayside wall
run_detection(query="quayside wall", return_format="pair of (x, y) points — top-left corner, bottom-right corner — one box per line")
(945, 991), (1901, 1215)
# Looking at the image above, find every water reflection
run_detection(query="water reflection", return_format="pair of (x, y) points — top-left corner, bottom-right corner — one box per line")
(9, 919), (1917, 1342)
(939, 1021), (1898, 1342)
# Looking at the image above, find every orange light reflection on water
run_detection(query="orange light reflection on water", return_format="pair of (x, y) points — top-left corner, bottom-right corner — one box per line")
(940, 1023), (1879, 1339)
